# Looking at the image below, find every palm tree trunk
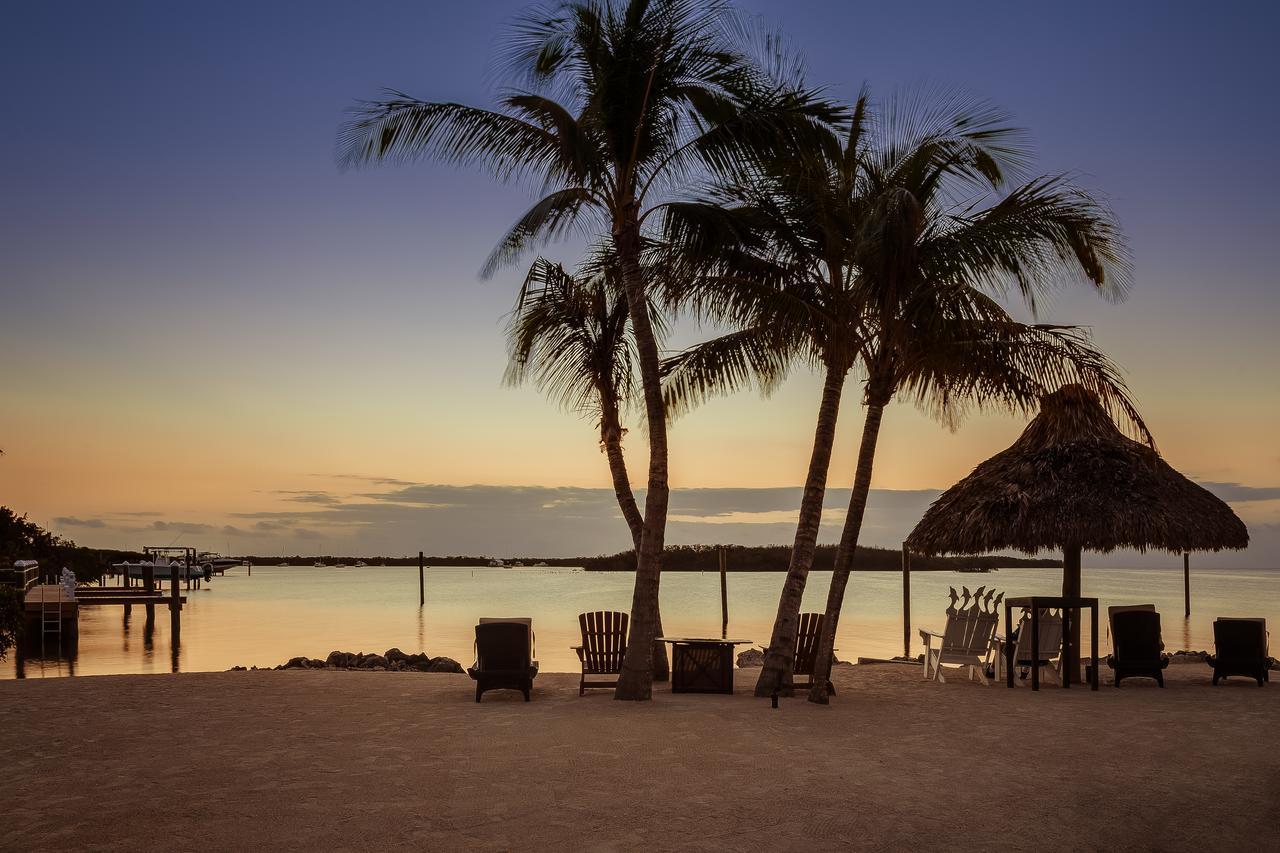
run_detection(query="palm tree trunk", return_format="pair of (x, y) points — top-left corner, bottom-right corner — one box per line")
(599, 394), (669, 681)
(754, 363), (847, 697)
(612, 207), (669, 701)
(807, 396), (887, 704)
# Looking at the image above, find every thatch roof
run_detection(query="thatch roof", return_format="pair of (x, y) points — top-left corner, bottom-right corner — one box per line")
(907, 385), (1249, 556)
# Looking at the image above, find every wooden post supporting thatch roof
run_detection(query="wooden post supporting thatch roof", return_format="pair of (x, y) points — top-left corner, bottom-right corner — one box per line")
(906, 385), (1249, 558)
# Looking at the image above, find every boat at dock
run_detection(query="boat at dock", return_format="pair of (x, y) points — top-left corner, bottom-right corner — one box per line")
(112, 559), (209, 581)
(196, 552), (241, 574)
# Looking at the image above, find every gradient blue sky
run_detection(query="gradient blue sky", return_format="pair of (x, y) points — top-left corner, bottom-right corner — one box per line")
(2, 1), (1277, 564)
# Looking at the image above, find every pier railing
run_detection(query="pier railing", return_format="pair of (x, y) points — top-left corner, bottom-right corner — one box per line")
(1, 563), (40, 592)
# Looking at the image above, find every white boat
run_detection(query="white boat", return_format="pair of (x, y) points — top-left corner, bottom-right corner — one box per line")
(277, 562), (290, 567)
(196, 552), (241, 574)
(113, 559), (207, 580)
(511, 561), (525, 567)
(487, 559), (504, 567)
(534, 561), (548, 567)
(313, 561), (325, 568)
(354, 560), (368, 567)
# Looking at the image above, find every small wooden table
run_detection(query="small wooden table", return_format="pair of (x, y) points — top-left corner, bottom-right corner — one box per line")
(658, 637), (752, 694)
(1004, 596), (1099, 691)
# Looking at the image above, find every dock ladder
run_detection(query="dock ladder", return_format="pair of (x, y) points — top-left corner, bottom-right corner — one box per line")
(40, 583), (62, 657)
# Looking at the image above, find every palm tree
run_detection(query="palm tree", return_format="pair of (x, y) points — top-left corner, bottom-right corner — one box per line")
(339, 0), (838, 699)
(800, 95), (1137, 704)
(505, 255), (668, 678)
(660, 90), (1138, 701)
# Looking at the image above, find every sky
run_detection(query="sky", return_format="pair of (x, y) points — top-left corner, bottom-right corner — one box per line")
(1, 1), (1278, 565)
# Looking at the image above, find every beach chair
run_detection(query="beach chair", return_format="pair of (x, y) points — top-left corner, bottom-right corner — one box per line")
(993, 607), (1064, 685)
(1207, 618), (1270, 687)
(919, 587), (1002, 685)
(1106, 608), (1170, 687)
(572, 610), (628, 695)
(791, 612), (836, 694)
(467, 618), (538, 702)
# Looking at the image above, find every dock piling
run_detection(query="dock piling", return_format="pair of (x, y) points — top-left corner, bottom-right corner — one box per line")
(902, 543), (912, 659)
(1183, 552), (1191, 617)
(719, 547), (728, 639)
(418, 551), (425, 606)
(170, 564), (181, 646)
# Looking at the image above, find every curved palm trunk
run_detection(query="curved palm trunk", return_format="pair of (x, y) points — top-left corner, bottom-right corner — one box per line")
(612, 209), (670, 701)
(807, 397), (887, 704)
(599, 394), (669, 681)
(754, 363), (848, 697)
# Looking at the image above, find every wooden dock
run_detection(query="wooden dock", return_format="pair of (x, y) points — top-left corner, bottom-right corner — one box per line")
(23, 575), (188, 645)
(24, 585), (186, 612)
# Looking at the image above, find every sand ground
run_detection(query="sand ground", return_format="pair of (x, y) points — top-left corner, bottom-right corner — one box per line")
(2, 664), (1276, 852)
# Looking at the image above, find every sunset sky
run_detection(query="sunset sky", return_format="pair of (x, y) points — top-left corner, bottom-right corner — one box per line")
(2, 1), (1277, 564)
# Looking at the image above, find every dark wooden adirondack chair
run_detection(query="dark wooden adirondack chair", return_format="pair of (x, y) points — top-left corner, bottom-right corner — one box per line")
(1106, 609), (1170, 687)
(792, 612), (835, 695)
(572, 610), (628, 695)
(467, 619), (538, 702)
(1208, 618), (1270, 686)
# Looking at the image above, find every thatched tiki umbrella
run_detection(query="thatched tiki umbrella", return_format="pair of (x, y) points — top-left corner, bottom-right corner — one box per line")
(907, 385), (1248, 673)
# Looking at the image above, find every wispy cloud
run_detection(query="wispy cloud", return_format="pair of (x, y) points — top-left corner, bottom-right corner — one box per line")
(149, 520), (214, 534)
(54, 516), (106, 528)
(1198, 482), (1280, 503)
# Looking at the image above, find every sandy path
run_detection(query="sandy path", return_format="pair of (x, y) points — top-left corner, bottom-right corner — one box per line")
(2, 665), (1276, 851)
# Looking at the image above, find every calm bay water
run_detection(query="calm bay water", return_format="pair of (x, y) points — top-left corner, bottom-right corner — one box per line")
(7, 564), (1278, 678)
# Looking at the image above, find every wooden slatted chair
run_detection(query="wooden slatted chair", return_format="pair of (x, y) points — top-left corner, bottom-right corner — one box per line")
(920, 587), (1003, 685)
(994, 607), (1064, 685)
(572, 610), (628, 695)
(792, 612), (836, 694)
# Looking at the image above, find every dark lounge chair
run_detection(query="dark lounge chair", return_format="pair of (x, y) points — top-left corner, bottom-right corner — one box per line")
(467, 618), (538, 702)
(572, 610), (628, 695)
(1207, 618), (1270, 687)
(1106, 608), (1170, 687)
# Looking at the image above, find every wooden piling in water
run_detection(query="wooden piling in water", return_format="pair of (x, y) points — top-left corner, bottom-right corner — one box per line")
(1183, 552), (1191, 617)
(719, 547), (728, 639)
(170, 564), (181, 646)
(902, 543), (911, 659)
(418, 551), (425, 606)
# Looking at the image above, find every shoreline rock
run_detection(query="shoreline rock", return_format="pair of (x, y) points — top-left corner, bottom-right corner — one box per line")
(229, 649), (464, 674)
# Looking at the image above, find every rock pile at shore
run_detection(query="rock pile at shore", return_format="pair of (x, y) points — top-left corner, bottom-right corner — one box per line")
(230, 648), (464, 673)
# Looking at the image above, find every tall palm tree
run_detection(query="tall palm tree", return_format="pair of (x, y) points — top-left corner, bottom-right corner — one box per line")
(339, 0), (838, 699)
(800, 95), (1137, 704)
(505, 255), (668, 678)
(660, 90), (1138, 700)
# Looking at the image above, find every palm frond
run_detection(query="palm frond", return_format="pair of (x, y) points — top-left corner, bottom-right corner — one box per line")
(482, 187), (598, 277)
(661, 324), (801, 417)
(337, 95), (560, 182)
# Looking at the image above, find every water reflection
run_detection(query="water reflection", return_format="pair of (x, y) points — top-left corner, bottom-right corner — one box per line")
(15, 631), (79, 678)
(4, 564), (1277, 679)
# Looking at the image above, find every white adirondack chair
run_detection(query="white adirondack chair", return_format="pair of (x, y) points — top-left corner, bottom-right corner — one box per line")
(994, 608), (1064, 685)
(919, 586), (1003, 685)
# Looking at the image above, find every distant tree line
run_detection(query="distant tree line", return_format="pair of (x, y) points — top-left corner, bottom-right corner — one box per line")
(574, 544), (1058, 572)
(239, 544), (1057, 571)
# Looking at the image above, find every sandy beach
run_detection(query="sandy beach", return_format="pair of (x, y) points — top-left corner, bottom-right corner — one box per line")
(3, 663), (1276, 851)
